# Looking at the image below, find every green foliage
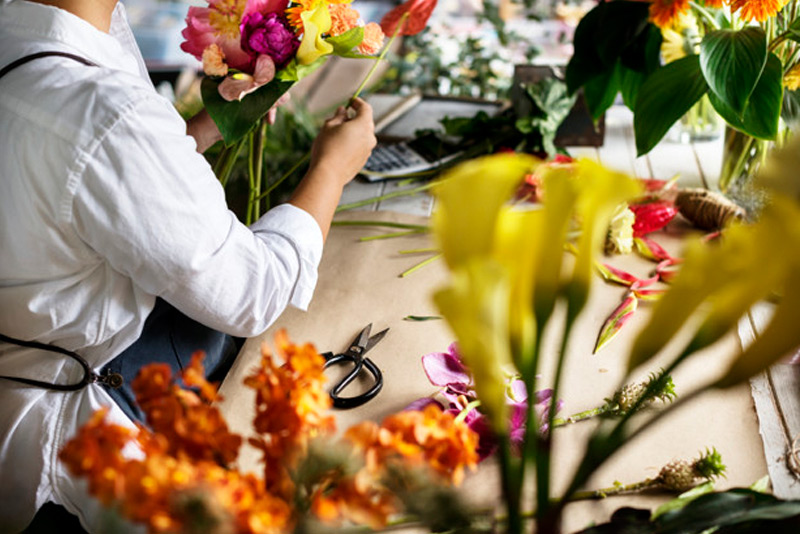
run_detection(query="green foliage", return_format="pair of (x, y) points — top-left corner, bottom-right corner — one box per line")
(515, 79), (577, 156)
(378, 26), (539, 100)
(566, 0), (662, 120)
(576, 488), (800, 533)
(201, 76), (294, 146)
(633, 55), (710, 155)
(699, 27), (768, 117)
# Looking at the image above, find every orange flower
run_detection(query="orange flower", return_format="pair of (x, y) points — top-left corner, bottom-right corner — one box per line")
(380, 0), (437, 37)
(329, 3), (360, 36)
(730, 0), (783, 21)
(358, 22), (385, 55)
(345, 404), (479, 486)
(286, 0), (314, 32)
(702, 0), (725, 7)
(649, 0), (690, 28)
(244, 330), (335, 499)
(132, 355), (242, 467)
(310, 474), (398, 529)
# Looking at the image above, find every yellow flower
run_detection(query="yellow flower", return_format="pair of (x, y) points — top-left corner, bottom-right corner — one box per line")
(297, 0), (333, 65)
(494, 206), (545, 367)
(567, 160), (642, 315)
(434, 260), (513, 433)
(432, 153), (540, 270)
(784, 63), (800, 91)
(533, 164), (580, 327)
(660, 13), (699, 64)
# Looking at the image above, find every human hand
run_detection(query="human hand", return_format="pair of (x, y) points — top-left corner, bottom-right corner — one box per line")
(309, 97), (377, 186)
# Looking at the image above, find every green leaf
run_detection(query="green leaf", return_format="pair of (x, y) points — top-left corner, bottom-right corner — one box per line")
(326, 27), (364, 55)
(634, 55), (709, 156)
(594, 1), (651, 67)
(276, 56), (327, 82)
(787, 17), (800, 44)
(620, 66), (645, 110)
(708, 52), (783, 140)
(700, 27), (768, 117)
(201, 76), (294, 146)
(403, 315), (442, 321)
(652, 481), (716, 519)
(584, 61), (621, 121)
(566, 4), (607, 92)
(620, 23), (662, 74)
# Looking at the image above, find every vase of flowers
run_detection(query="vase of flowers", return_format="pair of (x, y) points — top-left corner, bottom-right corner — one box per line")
(566, 0), (800, 193)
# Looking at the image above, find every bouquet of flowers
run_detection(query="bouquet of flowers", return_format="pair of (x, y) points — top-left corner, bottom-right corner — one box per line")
(181, 0), (386, 145)
(566, 0), (800, 191)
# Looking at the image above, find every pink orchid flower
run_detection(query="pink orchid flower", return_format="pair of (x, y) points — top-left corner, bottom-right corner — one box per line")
(410, 343), (562, 460)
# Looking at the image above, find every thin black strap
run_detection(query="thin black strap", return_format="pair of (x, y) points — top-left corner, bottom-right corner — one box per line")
(0, 51), (118, 391)
(0, 51), (98, 81)
(0, 332), (123, 391)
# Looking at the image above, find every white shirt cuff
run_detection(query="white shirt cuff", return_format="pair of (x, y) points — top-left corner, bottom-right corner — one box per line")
(250, 204), (323, 310)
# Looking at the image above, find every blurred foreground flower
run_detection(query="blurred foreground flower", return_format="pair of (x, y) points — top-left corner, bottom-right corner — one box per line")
(61, 333), (478, 533)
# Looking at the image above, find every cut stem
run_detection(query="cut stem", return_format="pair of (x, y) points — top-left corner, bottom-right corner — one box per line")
(399, 253), (442, 278)
(359, 229), (426, 241)
(350, 13), (409, 103)
(570, 479), (658, 501)
(335, 182), (436, 212)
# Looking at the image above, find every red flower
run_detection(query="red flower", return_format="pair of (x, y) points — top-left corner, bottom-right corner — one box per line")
(380, 0), (437, 37)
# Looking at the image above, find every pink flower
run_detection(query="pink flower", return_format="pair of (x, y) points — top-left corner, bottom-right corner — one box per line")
(218, 54), (276, 101)
(411, 343), (562, 461)
(181, 0), (289, 74)
(240, 11), (299, 68)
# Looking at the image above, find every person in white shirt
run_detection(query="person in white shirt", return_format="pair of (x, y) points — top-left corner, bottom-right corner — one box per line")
(0, 0), (377, 532)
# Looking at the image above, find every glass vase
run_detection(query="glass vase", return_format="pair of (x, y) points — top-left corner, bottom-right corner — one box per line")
(718, 126), (771, 193)
(669, 94), (722, 143)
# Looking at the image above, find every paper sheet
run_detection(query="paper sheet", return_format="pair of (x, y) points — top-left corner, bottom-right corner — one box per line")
(218, 210), (768, 532)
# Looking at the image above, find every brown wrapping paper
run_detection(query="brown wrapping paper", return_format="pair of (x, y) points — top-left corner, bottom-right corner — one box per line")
(218, 210), (768, 532)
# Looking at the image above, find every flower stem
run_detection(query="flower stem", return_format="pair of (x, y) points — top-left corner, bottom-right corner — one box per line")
(570, 479), (658, 501)
(399, 253), (441, 278)
(398, 247), (438, 254)
(335, 182), (436, 212)
(253, 119), (268, 217)
(255, 152), (310, 202)
(551, 405), (612, 427)
(331, 220), (429, 230)
(214, 138), (245, 188)
(499, 433), (523, 534)
(246, 130), (256, 225)
(688, 1), (720, 29)
(359, 229), (426, 241)
(350, 13), (409, 103)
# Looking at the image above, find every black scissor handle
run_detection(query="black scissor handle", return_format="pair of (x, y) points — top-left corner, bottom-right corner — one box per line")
(322, 352), (383, 409)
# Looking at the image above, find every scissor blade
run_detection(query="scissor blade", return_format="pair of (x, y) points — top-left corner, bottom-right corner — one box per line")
(363, 328), (389, 353)
(351, 323), (373, 351)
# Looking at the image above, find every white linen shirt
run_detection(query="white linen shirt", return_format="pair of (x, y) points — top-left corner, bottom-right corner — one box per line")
(0, 2), (323, 531)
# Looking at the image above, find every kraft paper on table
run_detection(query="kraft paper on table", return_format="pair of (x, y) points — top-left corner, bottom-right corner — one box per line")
(218, 210), (768, 533)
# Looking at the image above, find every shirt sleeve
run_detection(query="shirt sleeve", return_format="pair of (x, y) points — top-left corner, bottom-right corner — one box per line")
(71, 94), (323, 337)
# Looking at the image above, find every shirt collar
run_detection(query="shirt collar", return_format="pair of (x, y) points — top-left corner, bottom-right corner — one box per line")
(1, 1), (142, 78)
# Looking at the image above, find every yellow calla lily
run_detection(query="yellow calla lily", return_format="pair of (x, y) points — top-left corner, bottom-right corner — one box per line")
(494, 206), (545, 370)
(434, 259), (512, 433)
(532, 164), (580, 327)
(432, 153), (540, 269)
(567, 160), (642, 315)
(297, 0), (333, 65)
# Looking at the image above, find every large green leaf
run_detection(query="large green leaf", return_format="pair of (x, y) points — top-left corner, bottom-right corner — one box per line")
(566, 1), (652, 93)
(577, 489), (800, 534)
(634, 55), (709, 155)
(708, 52), (783, 139)
(700, 27), (768, 117)
(619, 65), (645, 110)
(566, 3), (606, 92)
(201, 76), (294, 146)
(620, 23), (662, 74)
(594, 1), (651, 67)
(584, 61), (621, 121)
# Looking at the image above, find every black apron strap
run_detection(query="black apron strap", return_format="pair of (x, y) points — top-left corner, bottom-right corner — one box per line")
(0, 51), (98, 80)
(0, 51), (119, 391)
